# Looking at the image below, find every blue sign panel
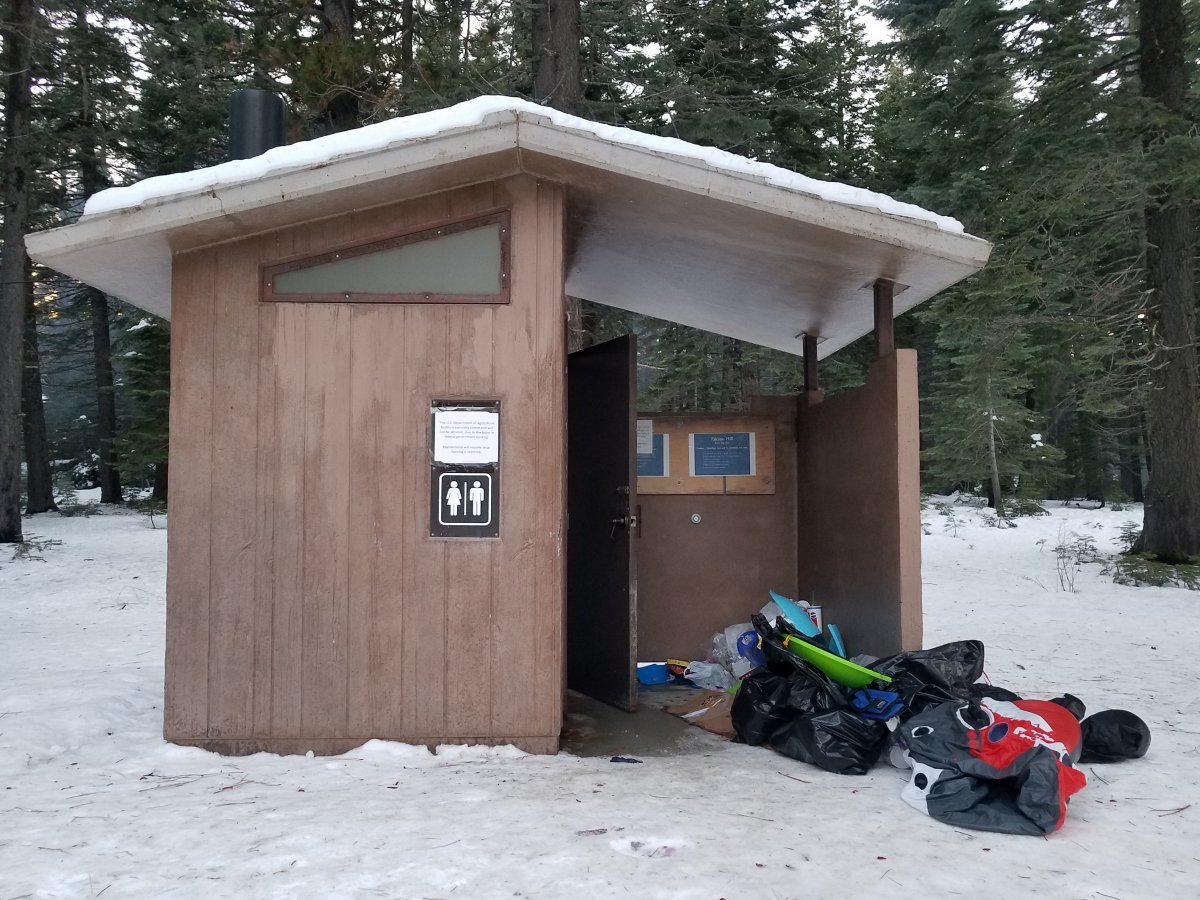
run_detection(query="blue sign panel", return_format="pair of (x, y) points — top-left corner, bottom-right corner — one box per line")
(691, 432), (754, 477)
(637, 433), (667, 477)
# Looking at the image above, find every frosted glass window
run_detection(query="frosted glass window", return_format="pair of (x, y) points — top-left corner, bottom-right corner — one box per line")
(264, 214), (509, 303)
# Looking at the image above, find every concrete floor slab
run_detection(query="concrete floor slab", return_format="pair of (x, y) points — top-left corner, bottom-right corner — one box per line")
(560, 687), (730, 758)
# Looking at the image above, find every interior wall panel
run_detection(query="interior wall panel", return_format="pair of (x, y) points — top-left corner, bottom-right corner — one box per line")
(636, 397), (798, 662)
(794, 351), (923, 656)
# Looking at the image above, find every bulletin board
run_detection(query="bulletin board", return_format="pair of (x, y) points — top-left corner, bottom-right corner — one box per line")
(636, 415), (775, 495)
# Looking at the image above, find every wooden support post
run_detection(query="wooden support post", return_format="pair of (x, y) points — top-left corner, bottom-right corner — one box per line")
(803, 334), (820, 394)
(874, 279), (895, 359)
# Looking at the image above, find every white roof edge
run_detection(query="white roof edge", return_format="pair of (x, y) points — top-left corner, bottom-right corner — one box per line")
(30, 97), (988, 261)
(25, 95), (992, 325)
(514, 116), (990, 269)
(27, 115), (522, 258)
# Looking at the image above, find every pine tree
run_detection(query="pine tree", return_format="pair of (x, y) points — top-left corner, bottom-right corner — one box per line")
(39, 2), (138, 503)
(125, 2), (244, 176)
(21, 255), (56, 513)
(795, 0), (879, 183)
(114, 314), (170, 500)
(532, 0), (581, 111)
(1132, 0), (1200, 560)
(618, 0), (885, 407)
(641, 0), (806, 162)
(1, 0), (37, 541)
(12, 1), (55, 514)
(870, 0), (1164, 508)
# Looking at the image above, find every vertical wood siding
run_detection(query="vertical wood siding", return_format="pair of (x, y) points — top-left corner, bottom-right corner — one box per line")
(164, 253), (214, 739)
(793, 351), (923, 656)
(165, 176), (565, 753)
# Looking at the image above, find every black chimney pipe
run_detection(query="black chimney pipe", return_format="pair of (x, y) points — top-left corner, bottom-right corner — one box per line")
(229, 89), (286, 160)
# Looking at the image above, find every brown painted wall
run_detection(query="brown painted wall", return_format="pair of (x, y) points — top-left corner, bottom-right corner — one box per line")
(636, 397), (798, 661)
(794, 351), (922, 657)
(165, 176), (566, 755)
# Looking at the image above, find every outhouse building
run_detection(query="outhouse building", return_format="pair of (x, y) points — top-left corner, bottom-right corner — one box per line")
(26, 97), (991, 755)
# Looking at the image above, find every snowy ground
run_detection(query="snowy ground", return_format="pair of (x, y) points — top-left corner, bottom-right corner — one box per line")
(2, 497), (1196, 899)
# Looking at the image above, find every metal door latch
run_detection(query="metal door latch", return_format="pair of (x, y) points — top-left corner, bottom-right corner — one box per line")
(609, 514), (628, 541)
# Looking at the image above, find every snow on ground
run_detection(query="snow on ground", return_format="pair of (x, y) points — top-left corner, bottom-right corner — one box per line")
(1, 498), (1196, 899)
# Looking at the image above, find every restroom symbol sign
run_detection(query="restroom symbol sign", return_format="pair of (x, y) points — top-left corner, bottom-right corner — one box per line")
(438, 472), (492, 526)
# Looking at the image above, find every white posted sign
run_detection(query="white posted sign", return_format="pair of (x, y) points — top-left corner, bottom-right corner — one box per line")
(636, 418), (654, 455)
(433, 408), (500, 464)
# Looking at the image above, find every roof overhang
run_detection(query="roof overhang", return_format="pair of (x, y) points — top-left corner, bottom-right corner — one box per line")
(26, 99), (991, 358)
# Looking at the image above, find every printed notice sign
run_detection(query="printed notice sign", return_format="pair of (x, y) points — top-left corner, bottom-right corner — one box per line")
(637, 433), (668, 478)
(690, 432), (755, 477)
(636, 419), (654, 455)
(430, 400), (501, 538)
(433, 408), (499, 464)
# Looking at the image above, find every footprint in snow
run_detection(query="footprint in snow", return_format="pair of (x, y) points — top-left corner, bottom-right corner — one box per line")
(610, 837), (687, 859)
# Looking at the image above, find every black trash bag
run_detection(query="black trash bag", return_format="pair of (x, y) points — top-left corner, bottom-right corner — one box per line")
(752, 613), (829, 674)
(769, 708), (890, 775)
(733, 615), (883, 774)
(873, 640), (985, 717)
(1079, 710), (1151, 763)
(731, 674), (794, 746)
(731, 660), (846, 745)
(750, 615), (854, 704)
(756, 626), (810, 675)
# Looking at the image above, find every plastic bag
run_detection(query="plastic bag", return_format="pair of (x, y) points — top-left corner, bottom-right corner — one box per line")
(723, 622), (760, 678)
(731, 615), (884, 774)
(759, 600), (784, 625)
(709, 631), (733, 669)
(684, 660), (734, 692)
(751, 613), (837, 672)
(730, 669), (841, 746)
(769, 708), (889, 775)
(872, 640), (985, 717)
(1079, 710), (1151, 763)
(730, 674), (794, 745)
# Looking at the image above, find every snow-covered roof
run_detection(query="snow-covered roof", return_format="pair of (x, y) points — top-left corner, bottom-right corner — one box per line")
(83, 97), (964, 232)
(26, 95), (991, 357)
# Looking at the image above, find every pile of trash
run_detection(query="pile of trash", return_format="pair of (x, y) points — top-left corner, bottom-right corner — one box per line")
(664, 592), (1151, 836)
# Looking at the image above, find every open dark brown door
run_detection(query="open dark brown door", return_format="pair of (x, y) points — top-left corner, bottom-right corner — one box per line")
(567, 334), (638, 711)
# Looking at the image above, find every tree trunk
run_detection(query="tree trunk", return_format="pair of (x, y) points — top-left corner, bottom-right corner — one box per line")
(87, 287), (123, 503)
(315, 0), (361, 131)
(1078, 411), (1106, 503)
(0, 0), (35, 543)
(532, 0), (582, 112)
(152, 460), (169, 502)
(1118, 417), (1145, 503)
(74, 22), (123, 505)
(400, 0), (414, 91)
(22, 266), (57, 514)
(987, 407), (1005, 516)
(1131, 0), (1200, 561)
(531, 0), (584, 349)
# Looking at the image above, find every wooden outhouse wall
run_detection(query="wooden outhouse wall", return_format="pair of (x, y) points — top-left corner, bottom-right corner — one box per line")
(636, 396), (799, 661)
(165, 175), (566, 755)
(794, 351), (923, 656)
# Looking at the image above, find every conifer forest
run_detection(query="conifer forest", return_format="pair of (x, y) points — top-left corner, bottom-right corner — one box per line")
(1, 1), (1198, 560)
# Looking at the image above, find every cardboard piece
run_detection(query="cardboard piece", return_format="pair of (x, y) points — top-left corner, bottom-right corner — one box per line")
(667, 691), (736, 740)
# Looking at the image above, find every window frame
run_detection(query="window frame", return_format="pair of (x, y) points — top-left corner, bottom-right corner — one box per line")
(261, 211), (511, 305)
